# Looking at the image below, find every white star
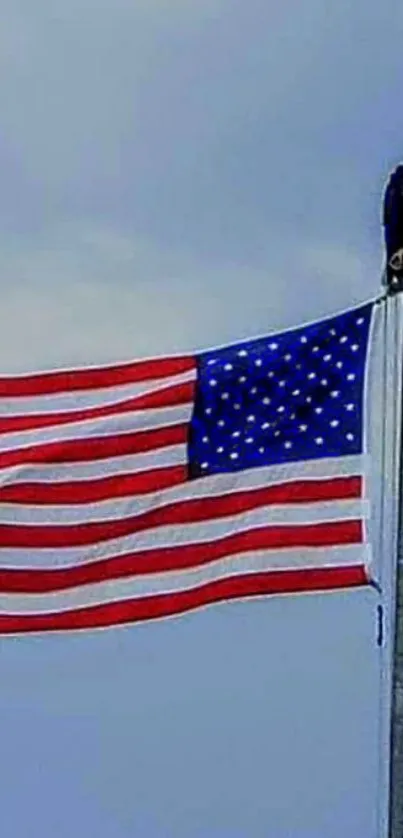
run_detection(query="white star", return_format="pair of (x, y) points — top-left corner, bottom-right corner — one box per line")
(269, 342), (278, 351)
(277, 405), (285, 413)
(330, 390), (340, 398)
(299, 424), (308, 432)
(321, 378), (328, 386)
(239, 375), (246, 383)
(336, 361), (343, 369)
(221, 392), (229, 400)
(356, 317), (364, 325)
(284, 353), (292, 361)
(312, 346), (320, 353)
(230, 452), (239, 460)
(263, 397), (271, 405)
(232, 430), (241, 438)
(201, 462), (209, 469)
(340, 335), (348, 344)
(330, 419), (339, 427)
(284, 441), (293, 449)
(224, 363), (233, 371)
(315, 437), (324, 445)
(207, 358), (216, 365)
(259, 446), (265, 454)
(279, 380), (286, 387)
(218, 419), (225, 427)
(251, 386), (258, 394)
(202, 436), (209, 443)
(345, 403), (354, 412)
(217, 446), (224, 453)
(206, 407), (213, 415)
(255, 358), (263, 367)
(347, 373), (355, 381)
(308, 372), (316, 380)
(262, 422), (270, 430)
(315, 406), (323, 414)
(238, 349), (248, 357)
(247, 415), (256, 422)
(292, 388), (300, 396)
(346, 433), (354, 441)
(351, 344), (359, 352)
(324, 354), (332, 362)
(246, 436), (254, 444)
(209, 379), (217, 387)
(300, 335), (308, 344)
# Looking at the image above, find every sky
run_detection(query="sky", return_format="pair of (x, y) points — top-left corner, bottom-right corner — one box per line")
(0, 1), (402, 836)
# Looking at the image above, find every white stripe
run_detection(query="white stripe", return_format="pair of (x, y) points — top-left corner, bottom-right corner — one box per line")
(0, 456), (365, 525)
(0, 443), (187, 486)
(0, 498), (366, 568)
(0, 404), (192, 453)
(0, 368), (196, 417)
(0, 497), (365, 529)
(0, 544), (370, 615)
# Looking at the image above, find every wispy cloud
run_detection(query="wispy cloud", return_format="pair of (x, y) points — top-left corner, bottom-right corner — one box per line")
(0, 220), (378, 372)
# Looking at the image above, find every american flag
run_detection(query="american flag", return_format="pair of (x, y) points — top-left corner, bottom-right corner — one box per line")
(0, 303), (373, 633)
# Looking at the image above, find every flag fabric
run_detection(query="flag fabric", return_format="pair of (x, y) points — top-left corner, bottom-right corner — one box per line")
(0, 303), (374, 633)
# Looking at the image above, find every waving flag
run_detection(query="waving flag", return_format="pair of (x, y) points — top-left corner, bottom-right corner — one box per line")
(0, 303), (373, 633)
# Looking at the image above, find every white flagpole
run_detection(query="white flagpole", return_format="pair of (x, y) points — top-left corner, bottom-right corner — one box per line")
(379, 166), (403, 836)
(389, 567), (403, 836)
(375, 283), (403, 838)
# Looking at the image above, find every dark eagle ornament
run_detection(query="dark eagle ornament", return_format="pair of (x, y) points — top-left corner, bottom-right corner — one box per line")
(383, 164), (403, 292)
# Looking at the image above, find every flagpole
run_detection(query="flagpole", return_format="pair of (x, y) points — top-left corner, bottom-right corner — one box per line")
(386, 284), (403, 837)
(389, 563), (403, 836)
(380, 166), (403, 838)
(376, 285), (403, 838)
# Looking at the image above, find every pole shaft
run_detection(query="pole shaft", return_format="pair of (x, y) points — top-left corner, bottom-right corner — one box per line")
(390, 557), (403, 835)
(374, 292), (403, 837)
(382, 290), (403, 837)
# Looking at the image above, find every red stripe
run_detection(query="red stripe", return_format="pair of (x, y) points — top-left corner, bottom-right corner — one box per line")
(0, 423), (187, 469)
(0, 479), (362, 548)
(0, 465), (187, 505)
(0, 566), (369, 633)
(0, 520), (363, 593)
(0, 381), (195, 434)
(0, 473), (360, 507)
(0, 356), (195, 397)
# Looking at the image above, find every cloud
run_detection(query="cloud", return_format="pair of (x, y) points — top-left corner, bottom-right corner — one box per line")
(0, 0), (400, 258)
(0, 220), (379, 373)
(0, 0), (393, 379)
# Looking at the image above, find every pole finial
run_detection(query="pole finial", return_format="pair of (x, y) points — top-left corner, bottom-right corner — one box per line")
(383, 165), (403, 293)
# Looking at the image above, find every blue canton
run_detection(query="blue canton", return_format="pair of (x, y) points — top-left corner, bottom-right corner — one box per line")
(188, 303), (372, 478)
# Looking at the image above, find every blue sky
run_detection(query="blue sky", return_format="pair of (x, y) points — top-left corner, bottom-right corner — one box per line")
(0, 1), (401, 835)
